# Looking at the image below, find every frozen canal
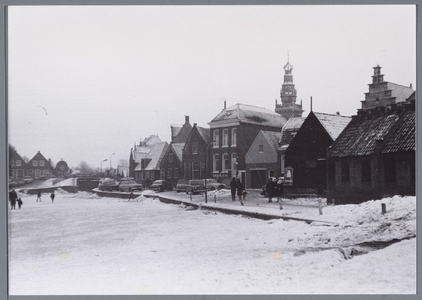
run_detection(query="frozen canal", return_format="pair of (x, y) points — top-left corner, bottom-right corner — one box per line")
(8, 191), (416, 295)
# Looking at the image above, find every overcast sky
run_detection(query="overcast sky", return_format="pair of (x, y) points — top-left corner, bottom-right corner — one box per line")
(7, 5), (416, 169)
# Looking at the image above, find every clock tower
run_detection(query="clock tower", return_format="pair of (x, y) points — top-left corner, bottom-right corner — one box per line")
(275, 57), (304, 120)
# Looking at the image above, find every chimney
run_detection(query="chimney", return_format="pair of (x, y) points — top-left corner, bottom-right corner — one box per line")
(224, 100), (226, 109)
(410, 83), (413, 89)
(336, 112), (340, 115)
(193, 123), (197, 127)
(185, 116), (190, 124)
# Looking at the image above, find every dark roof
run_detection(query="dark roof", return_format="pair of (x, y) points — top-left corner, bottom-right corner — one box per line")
(280, 117), (305, 146)
(329, 110), (415, 158)
(197, 126), (211, 144)
(172, 123), (192, 143)
(210, 103), (286, 128)
(381, 111), (415, 154)
(9, 148), (25, 162)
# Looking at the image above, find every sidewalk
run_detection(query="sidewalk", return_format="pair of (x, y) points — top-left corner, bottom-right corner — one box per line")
(145, 189), (336, 225)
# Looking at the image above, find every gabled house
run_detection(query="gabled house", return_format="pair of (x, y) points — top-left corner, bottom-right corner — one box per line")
(278, 117), (305, 177)
(160, 116), (192, 187)
(284, 111), (351, 195)
(54, 159), (70, 177)
(134, 141), (169, 184)
(182, 123), (211, 181)
(327, 93), (415, 204)
(26, 151), (55, 179)
(208, 103), (286, 185)
(245, 131), (282, 188)
(9, 147), (26, 180)
(129, 135), (163, 178)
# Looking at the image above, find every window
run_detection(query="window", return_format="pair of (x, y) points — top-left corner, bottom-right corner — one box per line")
(231, 153), (237, 173)
(33, 160), (38, 167)
(200, 162), (205, 178)
(384, 158), (396, 182)
(192, 162), (200, 179)
(167, 168), (173, 178)
(43, 169), (48, 175)
(213, 130), (220, 147)
(9, 169), (13, 178)
(361, 160), (371, 182)
(341, 161), (350, 182)
(174, 168), (179, 179)
(26, 170), (33, 177)
(222, 153), (229, 171)
(192, 142), (198, 154)
(16, 170), (24, 178)
(168, 153), (174, 163)
(39, 160), (45, 167)
(231, 128), (237, 146)
(16, 160), (21, 166)
(222, 129), (229, 147)
(213, 154), (219, 172)
(161, 169), (165, 180)
(10, 160), (14, 166)
(258, 145), (264, 153)
(35, 169), (41, 178)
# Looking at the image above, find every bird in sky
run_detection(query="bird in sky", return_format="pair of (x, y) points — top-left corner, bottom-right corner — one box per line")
(37, 105), (48, 115)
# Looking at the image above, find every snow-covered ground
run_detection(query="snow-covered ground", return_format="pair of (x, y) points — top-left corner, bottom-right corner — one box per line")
(8, 191), (416, 295)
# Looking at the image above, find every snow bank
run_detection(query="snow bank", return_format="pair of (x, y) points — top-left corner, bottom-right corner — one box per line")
(208, 189), (231, 196)
(61, 191), (102, 199)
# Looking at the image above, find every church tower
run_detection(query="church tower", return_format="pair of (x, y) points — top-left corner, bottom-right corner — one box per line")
(275, 56), (304, 120)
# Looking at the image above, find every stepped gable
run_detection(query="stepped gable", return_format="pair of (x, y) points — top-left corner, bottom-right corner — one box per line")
(313, 112), (352, 141)
(261, 131), (282, 152)
(211, 103), (286, 128)
(279, 117), (305, 146)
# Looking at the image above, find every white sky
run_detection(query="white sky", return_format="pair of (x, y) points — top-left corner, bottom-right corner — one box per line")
(7, 5), (416, 169)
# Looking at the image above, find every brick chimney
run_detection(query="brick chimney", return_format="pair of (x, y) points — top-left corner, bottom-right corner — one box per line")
(185, 116), (190, 125)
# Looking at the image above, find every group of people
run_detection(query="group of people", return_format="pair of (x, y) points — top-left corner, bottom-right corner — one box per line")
(36, 191), (56, 203)
(266, 177), (284, 208)
(229, 177), (246, 206)
(9, 189), (22, 210)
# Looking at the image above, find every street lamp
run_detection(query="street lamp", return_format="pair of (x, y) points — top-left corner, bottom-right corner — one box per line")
(100, 159), (107, 174)
(110, 153), (115, 176)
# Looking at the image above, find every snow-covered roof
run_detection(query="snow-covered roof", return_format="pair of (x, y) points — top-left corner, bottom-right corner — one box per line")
(210, 103), (286, 128)
(171, 143), (185, 162)
(386, 82), (414, 103)
(280, 117), (305, 146)
(313, 112), (352, 141)
(134, 142), (169, 171)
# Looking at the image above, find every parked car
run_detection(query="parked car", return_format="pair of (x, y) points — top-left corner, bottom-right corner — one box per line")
(98, 178), (120, 191)
(185, 179), (206, 194)
(175, 179), (190, 193)
(202, 179), (226, 191)
(150, 180), (173, 192)
(119, 178), (143, 192)
(23, 176), (33, 184)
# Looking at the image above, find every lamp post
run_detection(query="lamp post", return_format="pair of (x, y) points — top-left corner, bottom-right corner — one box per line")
(100, 159), (107, 174)
(110, 153), (115, 176)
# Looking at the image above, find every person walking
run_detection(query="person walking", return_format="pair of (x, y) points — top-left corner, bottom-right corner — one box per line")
(266, 178), (274, 203)
(17, 198), (23, 209)
(276, 177), (284, 209)
(50, 191), (55, 203)
(36, 191), (42, 202)
(229, 177), (237, 201)
(10, 189), (17, 210)
(236, 178), (244, 206)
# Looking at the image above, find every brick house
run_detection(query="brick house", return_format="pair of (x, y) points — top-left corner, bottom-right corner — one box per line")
(284, 112), (351, 196)
(54, 159), (71, 177)
(182, 123), (211, 181)
(129, 135), (163, 179)
(327, 94), (415, 204)
(245, 131), (281, 188)
(160, 116), (192, 187)
(134, 141), (169, 184)
(9, 147), (26, 180)
(26, 151), (55, 179)
(209, 103), (286, 186)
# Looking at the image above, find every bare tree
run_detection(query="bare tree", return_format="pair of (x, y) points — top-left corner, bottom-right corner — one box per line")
(77, 160), (93, 174)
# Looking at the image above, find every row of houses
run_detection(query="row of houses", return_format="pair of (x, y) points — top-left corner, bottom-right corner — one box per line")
(128, 62), (415, 204)
(9, 149), (71, 180)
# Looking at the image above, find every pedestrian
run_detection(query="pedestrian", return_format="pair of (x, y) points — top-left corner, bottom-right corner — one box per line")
(129, 191), (134, 201)
(236, 178), (244, 206)
(17, 198), (23, 209)
(229, 177), (237, 201)
(36, 191), (42, 202)
(265, 178), (273, 203)
(50, 191), (55, 203)
(276, 177), (284, 209)
(10, 189), (17, 210)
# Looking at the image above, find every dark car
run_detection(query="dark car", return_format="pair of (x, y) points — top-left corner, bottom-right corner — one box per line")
(98, 178), (120, 191)
(175, 179), (190, 193)
(185, 179), (206, 194)
(150, 180), (173, 192)
(119, 178), (143, 192)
